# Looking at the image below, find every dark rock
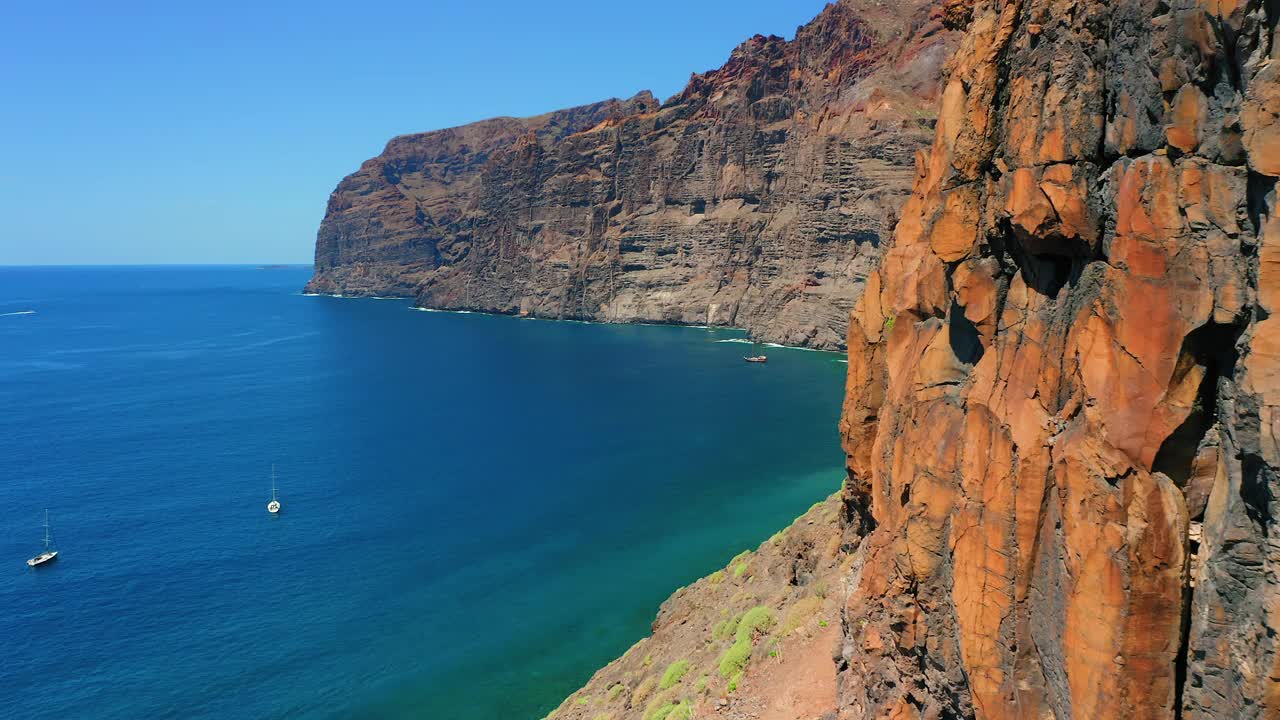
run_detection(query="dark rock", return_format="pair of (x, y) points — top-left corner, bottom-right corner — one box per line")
(305, 0), (961, 350)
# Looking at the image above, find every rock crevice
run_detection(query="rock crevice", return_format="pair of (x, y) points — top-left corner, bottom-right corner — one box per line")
(837, 0), (1279, 716)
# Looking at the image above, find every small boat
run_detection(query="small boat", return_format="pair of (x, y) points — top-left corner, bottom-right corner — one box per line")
(267, 465), (281, 514)
(26, 510), (58, 568)
(744, 355), (768, 364)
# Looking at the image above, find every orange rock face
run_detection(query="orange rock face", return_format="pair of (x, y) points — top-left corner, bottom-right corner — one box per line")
(837, 0), (1279, 717)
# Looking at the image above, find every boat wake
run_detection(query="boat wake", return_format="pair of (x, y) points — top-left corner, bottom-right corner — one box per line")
(714, 338), (753, 344)
(235, 332), (320, 351)
(0, 310), (36, 317)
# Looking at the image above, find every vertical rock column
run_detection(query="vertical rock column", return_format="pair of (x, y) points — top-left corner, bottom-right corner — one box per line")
(836, 0), (1279, 717)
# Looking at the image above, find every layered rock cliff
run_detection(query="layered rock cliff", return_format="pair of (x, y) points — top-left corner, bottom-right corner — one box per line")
(545, 0), (1278, 717)
(307, 0), (959, 349)
(838, 0), (1280, 716)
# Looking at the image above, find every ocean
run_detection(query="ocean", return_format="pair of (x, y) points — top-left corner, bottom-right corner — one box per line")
(0, 266), (847, 719)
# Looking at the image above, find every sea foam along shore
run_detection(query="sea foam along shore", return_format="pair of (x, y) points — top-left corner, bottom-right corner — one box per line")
(302, 293), (851, 357)
(304, 292), (849, 354)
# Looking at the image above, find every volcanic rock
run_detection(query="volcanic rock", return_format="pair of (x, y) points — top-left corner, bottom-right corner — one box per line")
(837, 0), (1280, 716)
(306, 0), (960, 350)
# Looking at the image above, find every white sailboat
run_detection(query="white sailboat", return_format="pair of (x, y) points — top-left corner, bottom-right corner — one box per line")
(267, 465), (281, 514)
(26, 510), (58, 568)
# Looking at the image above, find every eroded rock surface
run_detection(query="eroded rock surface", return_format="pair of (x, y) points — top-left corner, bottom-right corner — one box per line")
(837, 0), (1280, 717)
(307, 0), (959, 349)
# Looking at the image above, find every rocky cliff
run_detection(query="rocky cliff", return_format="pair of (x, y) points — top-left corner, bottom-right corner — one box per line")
(838, 0), (1280, 716)
(545, 0), (1279, 717)
(306, 0), (959, 349)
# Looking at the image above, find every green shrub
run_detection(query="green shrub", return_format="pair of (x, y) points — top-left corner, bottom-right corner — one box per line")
(781, 596), (823, 635)
(736, 606), (775, 643)
(728, 669), (744, 693)
(712, 612), (743, 640)
(718, 638), (751, 678)
(714, 605), (776, 682)
(707, 570), (725, 586)
(716, 605), (776, 680)
(643, 699), (672, 720)
(644, 700), (691, 720)
(659, 659), (690, 690)
(650, 703), (674, 720)
(694, 674), (708, 693)
(606, 683), (624, 702)
(733, 561), (749, 579)
(884, 314), (896, 332)
(631, 676), (656, 707)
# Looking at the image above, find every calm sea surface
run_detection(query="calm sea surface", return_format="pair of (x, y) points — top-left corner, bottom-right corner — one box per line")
(0, 266), (847, 719)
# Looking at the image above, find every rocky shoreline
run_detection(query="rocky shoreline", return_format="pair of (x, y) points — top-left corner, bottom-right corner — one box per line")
(543, 494), (852, 720)
(543, 0), (1280, 716)
(304, 291), (852, 354)
(310, 0), (1280, 715)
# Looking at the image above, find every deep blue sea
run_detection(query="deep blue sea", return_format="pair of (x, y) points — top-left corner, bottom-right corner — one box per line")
(0, 266), (847, 719)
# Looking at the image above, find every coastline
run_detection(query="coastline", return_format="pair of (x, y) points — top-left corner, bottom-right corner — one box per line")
(541, 493), (853, 720)
(303, 291), (850, 356)
(4, 265), (850, 720)
(304, 286), (853, 718)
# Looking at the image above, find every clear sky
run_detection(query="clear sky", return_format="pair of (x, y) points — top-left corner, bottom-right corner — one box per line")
(0, 1), (828, 265)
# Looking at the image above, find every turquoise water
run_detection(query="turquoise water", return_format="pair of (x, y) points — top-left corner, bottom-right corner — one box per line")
(0, 266), (847, 719)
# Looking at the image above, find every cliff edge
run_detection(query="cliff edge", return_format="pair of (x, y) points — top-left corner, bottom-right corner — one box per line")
(306, 0), (960, 350)
(839, 0), (1279, 715)
(550, 0), (1279, 716)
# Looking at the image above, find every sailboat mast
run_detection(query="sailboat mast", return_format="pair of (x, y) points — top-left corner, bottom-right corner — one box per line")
(271, 464), (277, 502)
(43, 510), (50, 551)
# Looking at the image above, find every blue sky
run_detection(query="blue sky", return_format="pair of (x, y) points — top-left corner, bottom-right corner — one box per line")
(0, 1), (826, 265)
